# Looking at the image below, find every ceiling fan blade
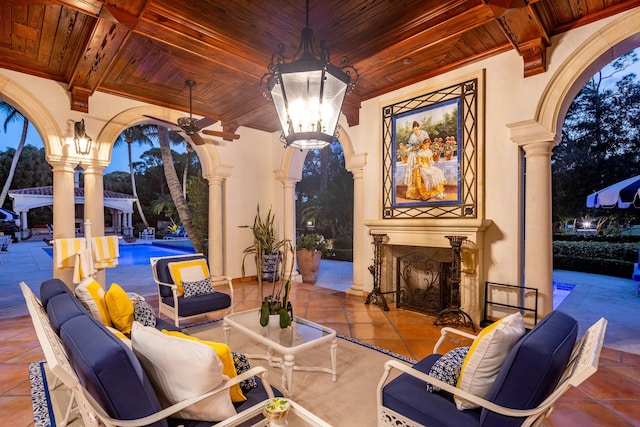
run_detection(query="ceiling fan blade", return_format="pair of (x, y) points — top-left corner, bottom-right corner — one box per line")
(189, 133), (207, 146)
(195, 117), (217, 129)
(143, 115), (179, 129)
(201, 129), (240, 140)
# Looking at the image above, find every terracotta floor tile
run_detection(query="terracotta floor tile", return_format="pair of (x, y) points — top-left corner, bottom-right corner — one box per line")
(0, 395), (36, 426)
(545, 400), (634, 427)
(578, 366), (640, 400)
(0, 341), (41, 364)
(349, 322), (399, 340)
(0, 364), (31, 395)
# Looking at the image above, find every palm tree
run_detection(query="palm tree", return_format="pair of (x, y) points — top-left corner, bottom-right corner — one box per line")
(113, 126), (155, 228)
(0, 101), (29, 207)
(156, 130), (206, 254)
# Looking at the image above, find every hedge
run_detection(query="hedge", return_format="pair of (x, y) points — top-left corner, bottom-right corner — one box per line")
(552, 241), (639, 278)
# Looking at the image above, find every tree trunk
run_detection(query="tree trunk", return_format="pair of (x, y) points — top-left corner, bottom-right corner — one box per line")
(0, 118), (28, 206)
(128, 141), (150, 228)
(157, 131), (206, 254)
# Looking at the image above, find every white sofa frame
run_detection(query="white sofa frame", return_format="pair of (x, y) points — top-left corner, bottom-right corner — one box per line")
(20, 281), (274, 427)
(377, 318), (607, 427)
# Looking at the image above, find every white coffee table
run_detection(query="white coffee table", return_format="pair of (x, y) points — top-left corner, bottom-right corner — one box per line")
(214, 399), (332, 426)
(223, 309), (337, 397)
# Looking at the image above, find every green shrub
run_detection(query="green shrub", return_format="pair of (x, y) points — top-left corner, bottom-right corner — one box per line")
(552, 240), (638, 278)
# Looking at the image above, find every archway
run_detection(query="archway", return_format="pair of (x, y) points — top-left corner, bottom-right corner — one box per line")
(508, 9), (640, 318)
(278, 122), (367, 295)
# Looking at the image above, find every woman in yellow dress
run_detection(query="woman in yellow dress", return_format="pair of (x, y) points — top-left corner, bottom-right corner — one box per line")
(405, 138), (446, 200)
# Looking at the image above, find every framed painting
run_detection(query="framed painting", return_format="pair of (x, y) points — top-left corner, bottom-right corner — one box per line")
(382, 76), (480, 219)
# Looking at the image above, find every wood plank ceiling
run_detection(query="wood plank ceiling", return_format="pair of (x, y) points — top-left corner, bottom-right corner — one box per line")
(1, 0), (639, 140)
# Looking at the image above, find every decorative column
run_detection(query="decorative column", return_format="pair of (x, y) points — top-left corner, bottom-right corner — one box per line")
(346, 153), (367, 296)
(508, 120), (557, 320)
(435, 235), (475, 330)
(283, 177), (300, 282)
(206, 165), (231, 276)
(18, 210), (27, 241)
(51, 162), (77, 282)
(83, 164), (106, 285)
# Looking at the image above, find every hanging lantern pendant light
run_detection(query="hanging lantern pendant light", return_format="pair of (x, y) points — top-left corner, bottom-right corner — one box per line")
(261, 0), (358, 150)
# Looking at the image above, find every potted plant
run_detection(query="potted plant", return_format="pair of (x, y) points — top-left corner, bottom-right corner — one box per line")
(242, 205), (295, 328)
(296, 233), (331, 284)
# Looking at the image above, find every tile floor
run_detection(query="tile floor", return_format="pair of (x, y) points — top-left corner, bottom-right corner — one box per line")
(1, 280), (639, 426)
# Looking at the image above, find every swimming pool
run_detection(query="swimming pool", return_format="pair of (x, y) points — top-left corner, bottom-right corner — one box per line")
(42, 242), (195, 266)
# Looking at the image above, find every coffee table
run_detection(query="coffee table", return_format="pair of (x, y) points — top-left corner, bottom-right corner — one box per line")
(214, 399), (332, 426)
(223, 309), (337, 397)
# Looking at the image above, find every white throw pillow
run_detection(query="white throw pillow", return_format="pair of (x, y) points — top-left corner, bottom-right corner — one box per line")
(455, 311), (525, 410)
(75, 277), (112, 327)
(130, 322), (236, 421)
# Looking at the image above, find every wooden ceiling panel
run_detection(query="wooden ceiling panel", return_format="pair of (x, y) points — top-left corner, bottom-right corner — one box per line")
(0, 0), (638, 133)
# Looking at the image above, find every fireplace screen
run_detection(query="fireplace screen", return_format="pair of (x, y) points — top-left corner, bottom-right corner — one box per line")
(395, 248), (452, 315)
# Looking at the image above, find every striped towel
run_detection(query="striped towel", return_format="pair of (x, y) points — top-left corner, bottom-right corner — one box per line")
(91, 236), (120, 269)
(72, 248), (96, 284)
(53, 238), (85, 269)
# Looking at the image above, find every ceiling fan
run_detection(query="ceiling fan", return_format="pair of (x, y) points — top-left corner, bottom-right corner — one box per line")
(144, 80), (239, 145)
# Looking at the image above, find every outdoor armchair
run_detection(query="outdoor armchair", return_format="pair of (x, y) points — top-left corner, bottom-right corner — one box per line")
(377, 311), (607, 427)
(150, 253), (233, 327)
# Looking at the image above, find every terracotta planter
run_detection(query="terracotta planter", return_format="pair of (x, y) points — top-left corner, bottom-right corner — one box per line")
(296, 249), (322, 284)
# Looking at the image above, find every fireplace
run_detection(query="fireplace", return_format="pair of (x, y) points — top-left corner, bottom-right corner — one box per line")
(393, 245), (452, 315)
(365, 219), (491, 326)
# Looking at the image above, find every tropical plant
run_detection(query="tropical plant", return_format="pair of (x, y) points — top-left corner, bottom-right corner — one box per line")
(296, 233), (332, 257)
(113, 125), (155, 228)
(156, 129), (206, 254)
(242, 205), (292, 276)
(0, 101), (29, 207)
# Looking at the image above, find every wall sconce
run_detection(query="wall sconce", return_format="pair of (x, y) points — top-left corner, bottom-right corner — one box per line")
(72, 119), (92, 155)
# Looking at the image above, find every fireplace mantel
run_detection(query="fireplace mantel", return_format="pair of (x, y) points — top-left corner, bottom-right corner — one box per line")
(364, 219), (492, 248)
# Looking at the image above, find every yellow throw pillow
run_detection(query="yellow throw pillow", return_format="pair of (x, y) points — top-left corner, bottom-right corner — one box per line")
(75, 277), (112, 327)
(105, 283), (134, 335)
(162, 330), (247, 402)
(167, 259), (210, 296)
(455, 311), (525, 410)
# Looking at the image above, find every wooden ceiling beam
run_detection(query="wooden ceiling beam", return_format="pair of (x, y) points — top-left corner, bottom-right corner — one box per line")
(496, 4), (550, 77)
(66, 1), (150, 112)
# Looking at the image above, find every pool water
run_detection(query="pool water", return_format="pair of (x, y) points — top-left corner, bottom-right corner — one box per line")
(553, 282), (575, 309)
(43, 243), (195, 266)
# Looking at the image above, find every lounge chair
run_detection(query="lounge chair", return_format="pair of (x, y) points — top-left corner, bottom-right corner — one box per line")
(150, 253), (233, 327)
(163, 226), (187, 240)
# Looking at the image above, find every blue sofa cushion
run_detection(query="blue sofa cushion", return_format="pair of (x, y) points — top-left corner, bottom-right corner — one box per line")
(161, 293), (232, 317)
(154, 255), (206, 298)
(47, 293), (89, 334)
(60, 315), (167, 427)
(40, 279), (72, 309)
(480, 310), (578, 427)
(382, 354), (481, 427)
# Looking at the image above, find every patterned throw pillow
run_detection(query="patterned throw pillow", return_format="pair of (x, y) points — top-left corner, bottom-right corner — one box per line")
(182, 277), (215, 298)
(426, 346), (470, 392)
(134, 299), (156, 328)
(232, 352), (258, 392)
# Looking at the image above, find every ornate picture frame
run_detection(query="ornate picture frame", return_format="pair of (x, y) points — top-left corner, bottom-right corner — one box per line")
(382, 76), (479, 219)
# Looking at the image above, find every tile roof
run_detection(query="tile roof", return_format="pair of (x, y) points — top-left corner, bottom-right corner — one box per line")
(8, 186), (134, 199)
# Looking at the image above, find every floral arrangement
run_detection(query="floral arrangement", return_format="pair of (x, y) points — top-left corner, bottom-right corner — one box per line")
(396, 142), (410, 162)
(431, 136), (457, 160)
(296, 233), (333, 257)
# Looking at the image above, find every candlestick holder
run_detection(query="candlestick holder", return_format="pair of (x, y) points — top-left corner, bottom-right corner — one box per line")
(364, 233), (390, 311)
(435, 235), (475, 331)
